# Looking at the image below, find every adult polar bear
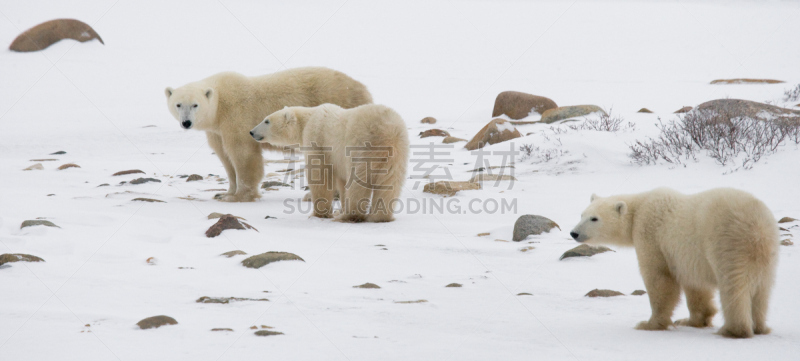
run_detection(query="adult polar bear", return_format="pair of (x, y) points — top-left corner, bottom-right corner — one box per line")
(250, 104), (409, 222)
(570, 187), (778, 338)
(165, 67), (373, 202)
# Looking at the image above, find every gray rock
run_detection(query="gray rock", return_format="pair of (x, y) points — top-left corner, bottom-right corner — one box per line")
(132, 198), (165, 203)
(778, 217), (796, 223)
(136, 315), (177, 329)
(220, 250), (247, 258)
(353, 283), (381, 289)
(445, 283), (462, 288)
(0, 253), (45, 266)
(255, 330), (284, 336)
(540, 105), (606, 124)
(242, 252), (305, 269)
(585, 289), (624, 297)
(112, 169), (144, 176)
(262, 181), (290, 189)
(186, 174), (203, 182)
(196, 296), (269, 304)
(632, 290), (647, 296)
(420, 117), (437, 124)
(130, 177), (161, 185)
(559, 244), (613, 260)
(50, 151), (66, 155)
(21, 220), (60, 229)
(512, 215), (560, 242)
(694, 99), (800, 120)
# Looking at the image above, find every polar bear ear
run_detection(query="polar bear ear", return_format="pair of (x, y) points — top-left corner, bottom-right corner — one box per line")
(590, 193), (599, 202)
(615, 201), (627, 216)
(165, 87), (173, 98)
(205, 89), (214, 99)
(284, 111), (296, 122)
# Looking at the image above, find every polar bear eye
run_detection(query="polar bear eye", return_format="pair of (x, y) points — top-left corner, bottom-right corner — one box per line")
(591, 217), (598, 222)
(264, 119), (270, 124)
(193, 104), (198, 108)
(176, 104), (182, 108)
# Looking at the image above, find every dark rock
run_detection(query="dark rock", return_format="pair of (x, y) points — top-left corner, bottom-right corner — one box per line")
(585, 289), (624, 297)
(30, 159), (58, 162)
(136, 315), (177, 329)
(211, 328), (234, 332)
(186, 174), (203, 182)
(113, 169), (145, 176)
(540, 105), (606, 124)
(517, 292), (533, 296)
(464, 118), (521, 150)
(241, 252), (304, 269)
(208, 212), (245, 220)
(512, 215), (560, 242)
(57, 163), (80, 170)
(132, 198), (165, 203)
(394, 300), (428, 304)
(262, 181), (290, 189)
(445, 283), (462, 288)
(10, 19), (103, 52)
(353, 283), (381, 289)
(130, 177), (161, 185)
(710, 78), (784, 84)
(492, 91), (558, 119)
(220, 250), (247, 258)
(419, 129), (450, 138)
(97, 183), (109, 187)
(695, 99), (800, 119)
(637, 108), (653, 113)
(778, 217), (796, 223)
(0, 253), (45, 266)
(196, 296), (269, 304)
(206, 215), (257, 238)
(631, 290), (647, 296)
(255, 330), (283, 336)
(50, 151), (66, 155)
(420, 117), (437, 124)
(674, 106), (693, 113)
(559, 244), (613, 260)
(21, 220), (60, 229)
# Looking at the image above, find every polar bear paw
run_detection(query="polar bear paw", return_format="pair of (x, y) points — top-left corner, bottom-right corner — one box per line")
(635, 320), (671, 331)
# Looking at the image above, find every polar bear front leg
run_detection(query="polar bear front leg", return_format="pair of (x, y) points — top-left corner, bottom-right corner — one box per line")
(207, 132), (237, 199)
(675, 287), (717, 328)
(219, 136), (263, 202)
(635, 251), (680, 331)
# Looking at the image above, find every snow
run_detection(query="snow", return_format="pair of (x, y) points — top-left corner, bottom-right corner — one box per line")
(1, 0), (800, 360)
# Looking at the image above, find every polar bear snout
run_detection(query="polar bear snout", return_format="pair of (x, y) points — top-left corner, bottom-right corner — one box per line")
(250, 130), (264, 141)
(570, 231), (580, 240)
(181, 120), (192, 129)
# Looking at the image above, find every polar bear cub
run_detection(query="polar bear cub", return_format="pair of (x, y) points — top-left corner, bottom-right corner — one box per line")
(570, 187), (779, 338)
(250, 104), (409, 222)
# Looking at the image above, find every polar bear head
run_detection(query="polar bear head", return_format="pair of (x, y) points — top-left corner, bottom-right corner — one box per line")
(164, 85), (217, 130)
(250, 106), (304, 145)
(570, 194), (633, 246)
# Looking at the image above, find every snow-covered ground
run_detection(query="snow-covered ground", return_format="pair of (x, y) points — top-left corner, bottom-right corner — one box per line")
(1, 1), (800, 360)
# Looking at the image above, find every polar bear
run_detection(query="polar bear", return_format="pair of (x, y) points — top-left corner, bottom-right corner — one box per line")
(165, 67), (373, 202)
(570, 187), (779, 338)
(250, 104), (409, 222)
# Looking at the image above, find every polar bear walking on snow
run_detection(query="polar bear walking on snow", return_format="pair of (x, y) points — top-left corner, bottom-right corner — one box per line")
(570, 187), (779, 338)
(250, 104), (409, 222)
(165, 67), (372, 202)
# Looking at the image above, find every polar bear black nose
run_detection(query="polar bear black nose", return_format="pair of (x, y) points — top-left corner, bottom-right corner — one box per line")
(570, 232), (579, 240)
(181, 120), (192, 129)
(249, 131), (254, 136)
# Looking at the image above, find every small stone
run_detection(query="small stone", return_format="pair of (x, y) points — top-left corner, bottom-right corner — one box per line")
(778, 217), (796, 223)
(423, 181), (480, 196)
(710, 78), (784, 84)
(517, 292), (533, 296)
(354, 283), (381, 289)
(113, 169), (145, 176)
(250, 326), (258, 330)
(130, 177), (161, 185)
(136, 315), (177, 329)
(221, 250), (247, 258)
(97, 183), (109, 187)
(196, 296), (269, 304)
(132, 198), (165, 203)
(146, 257), (157, 265)
(241, 252), (304, 269)
(637, 108), (653, 113)
(186, 174), (203, 182)
(674, 106), (692, 114)
(468, 174), (517, 183)
(23, 163), (44, 171)
(442, 136), (467, 144)
(30, 159), (58, 162)
(781, 239), (794, 246)
(512, 215), (560, 242)
(631, 290), (647, 296)
(420, 117), (437, 124)
(206, 215), (257, 237)
(494, 239), (508, 242)
(262, 181), (290, 189)
(260, 325), (273, 329)
(21, 220), (60, 229)
(419, 129), (450, 138)
(211, 328), (234, 332)
(0, 253), (45, 266)
(585, 289), (624, 297)
(207, 212), (245, 220)
(477, 232), (490, 237)
(559, 244), (613, 260)
(445, 283), (462, 288)
(50, 151), (66, 155)
(540, 105), (606, 124)
(394, 300), (428, 304)
(57, 163), (80, 170)
(519, 246), (535, 252)
(255, 330), (283, 336)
